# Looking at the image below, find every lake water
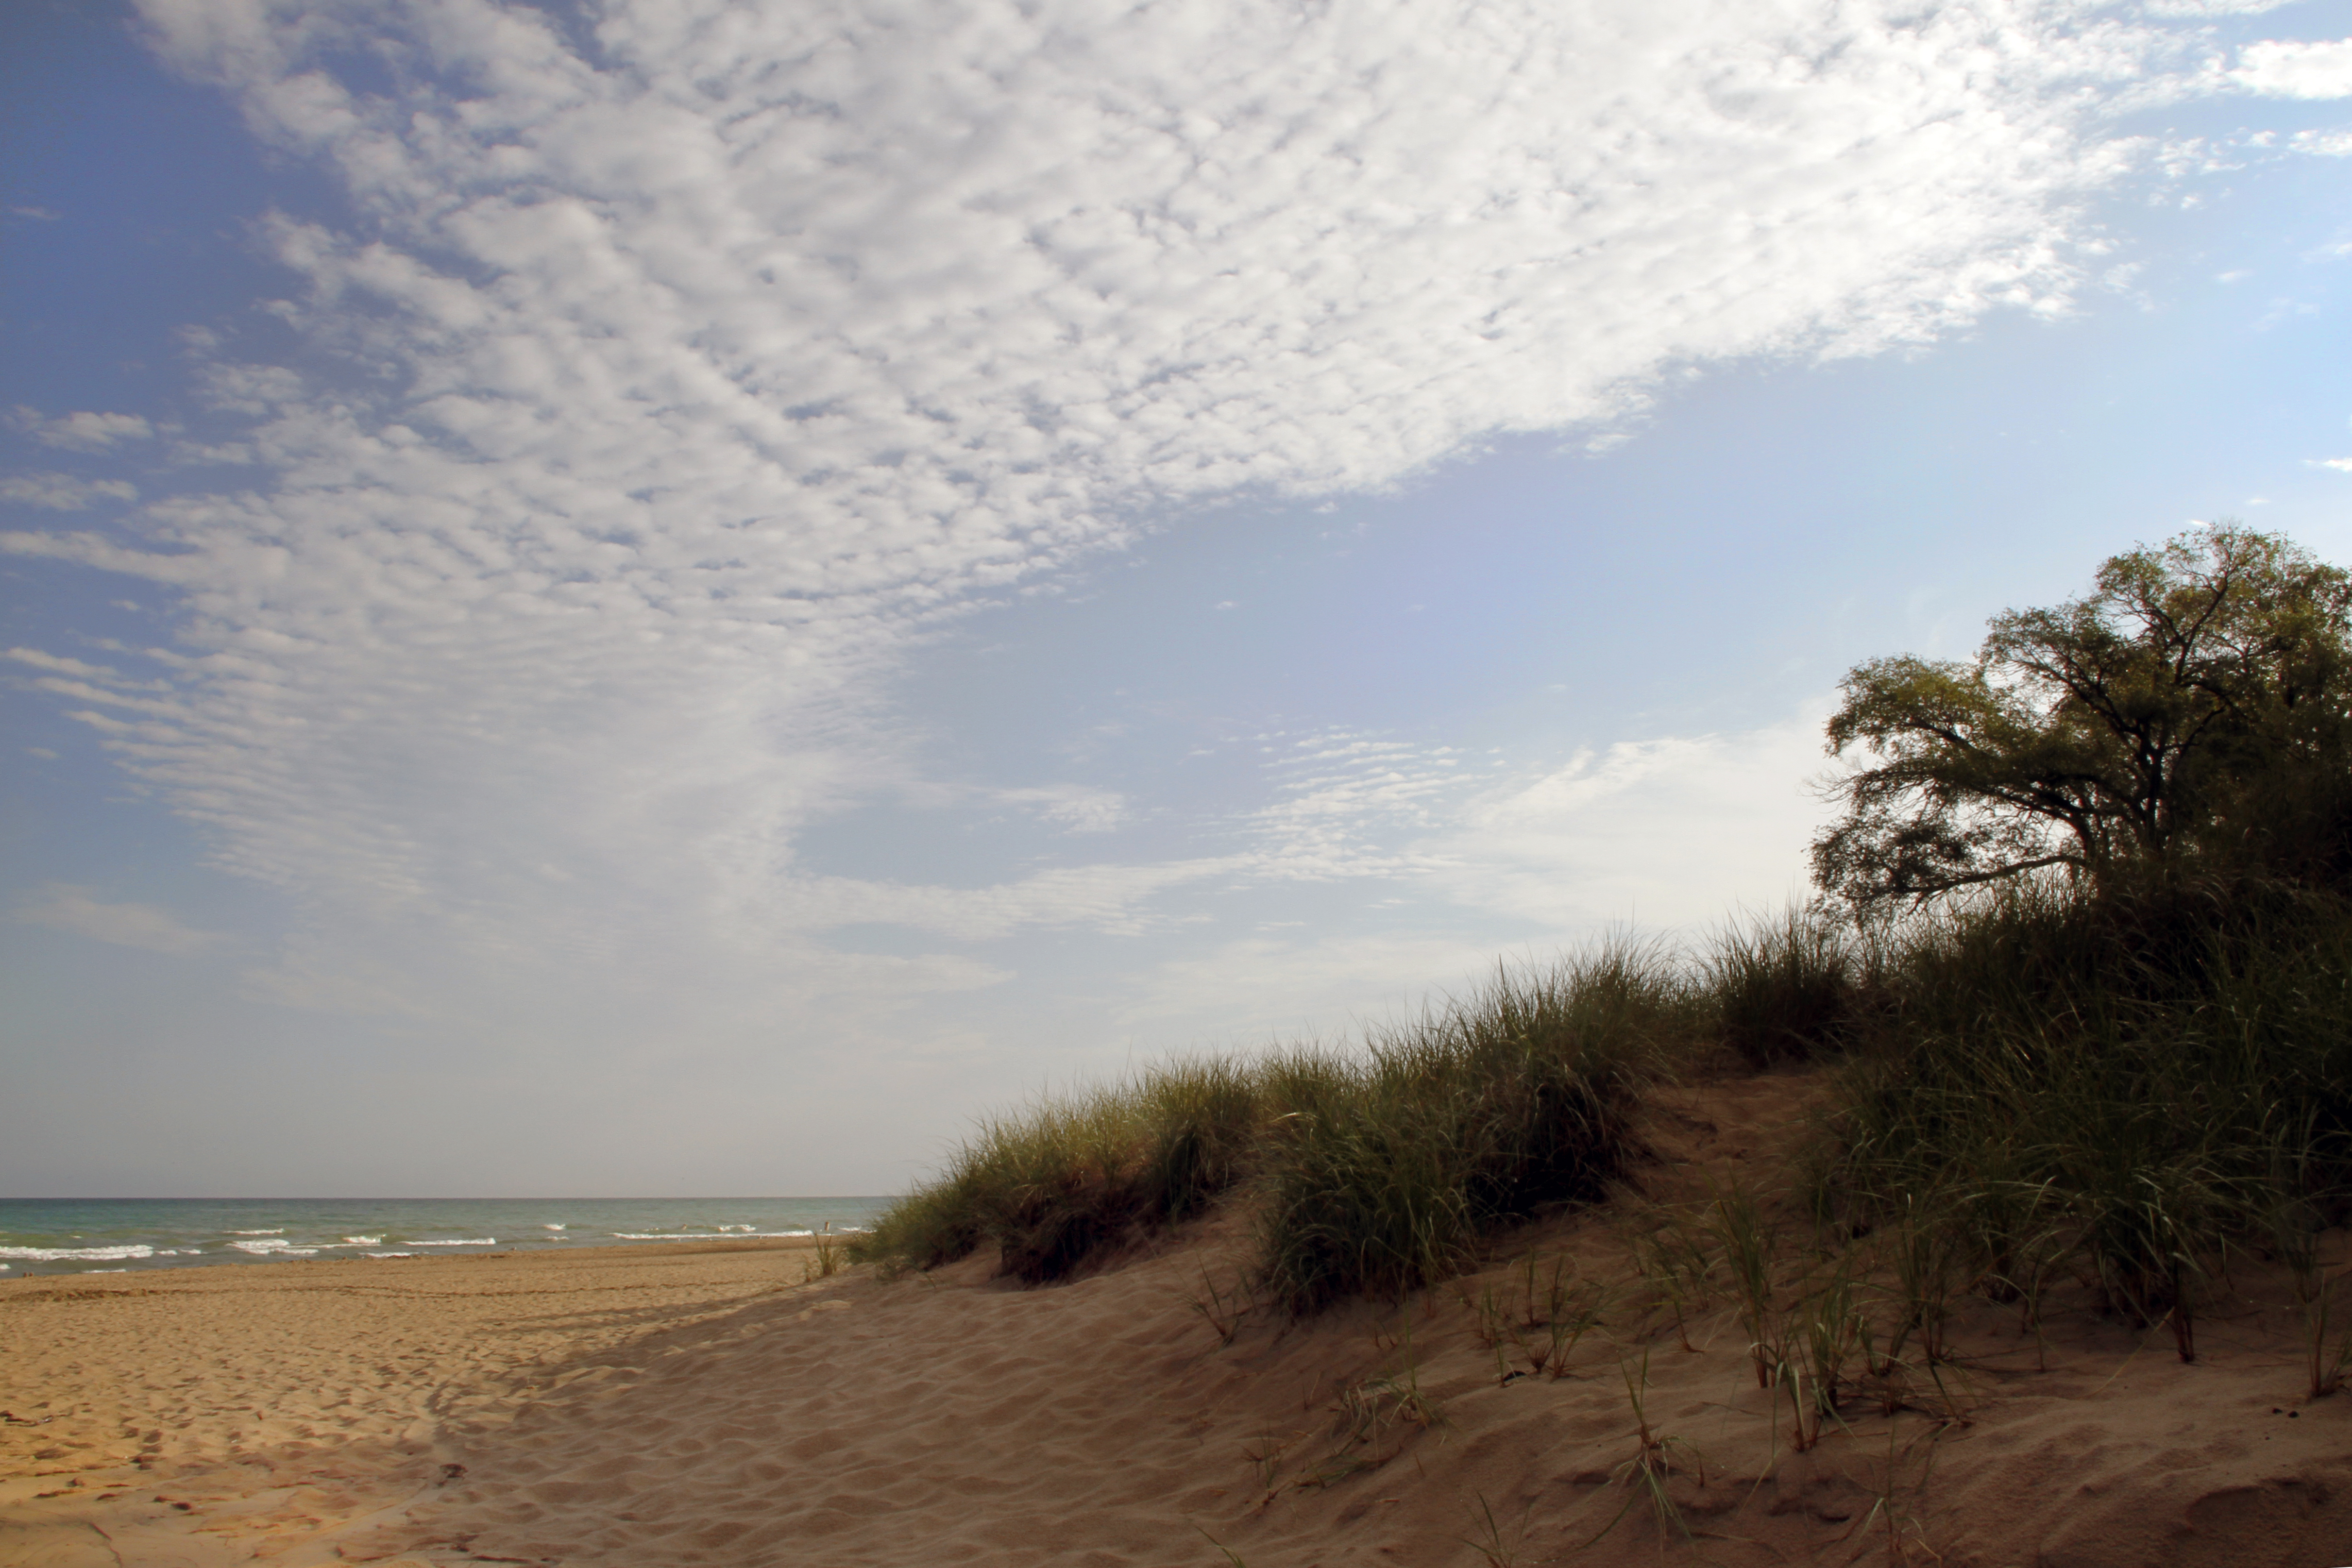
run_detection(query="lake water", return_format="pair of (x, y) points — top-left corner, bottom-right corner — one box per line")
(0, 1196), (889, 1276)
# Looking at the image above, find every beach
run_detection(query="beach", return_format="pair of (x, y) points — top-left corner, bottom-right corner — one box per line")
(0, 1239), (830, 1565)
(6, 1079), (2352, 1567)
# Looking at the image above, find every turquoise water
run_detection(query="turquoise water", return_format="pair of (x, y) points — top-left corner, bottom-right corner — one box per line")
(0, 1197), (888, 1276)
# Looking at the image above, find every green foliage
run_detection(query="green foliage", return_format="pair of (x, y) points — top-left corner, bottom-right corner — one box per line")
(1804, 526), (2352, 1346)
(1814, 523), (2352, 908)
(860, 520), (2352, 1351)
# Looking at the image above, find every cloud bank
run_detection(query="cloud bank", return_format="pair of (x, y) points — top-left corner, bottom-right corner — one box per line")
(2, 0), (2305, 1054)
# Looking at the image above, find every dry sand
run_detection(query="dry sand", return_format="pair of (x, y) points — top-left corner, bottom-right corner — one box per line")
(6, 1075), (2351, 1567)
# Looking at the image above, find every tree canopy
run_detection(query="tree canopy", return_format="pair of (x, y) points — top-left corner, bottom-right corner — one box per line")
(1811, 523), (2352, 910)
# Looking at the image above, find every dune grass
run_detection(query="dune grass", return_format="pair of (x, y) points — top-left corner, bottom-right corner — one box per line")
(850, 1054), (1274, 1284)
(1705, 905), (1861, 1069)
(853, 942), (1688, 1305)
(1251, 947), (1682, 1314)
(854, 878), (2352, 1342)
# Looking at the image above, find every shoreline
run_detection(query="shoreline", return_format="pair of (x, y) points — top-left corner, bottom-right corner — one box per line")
(0, 1197), (883, 1279)
(0, 1231), (854, 1284)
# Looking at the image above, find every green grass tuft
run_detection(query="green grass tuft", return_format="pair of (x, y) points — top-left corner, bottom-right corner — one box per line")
(1703, 905), (1860, 1068)
(1251, 948), (1674, 1314)
(850, 1055), (1275, 1284)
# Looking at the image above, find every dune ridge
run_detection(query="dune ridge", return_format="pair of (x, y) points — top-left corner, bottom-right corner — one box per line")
(6, 1076), (2350, 1567)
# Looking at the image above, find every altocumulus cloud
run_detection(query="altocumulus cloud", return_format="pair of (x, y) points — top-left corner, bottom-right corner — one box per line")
(16, 884), (226, 956)
(0, 0), (2307, 1045)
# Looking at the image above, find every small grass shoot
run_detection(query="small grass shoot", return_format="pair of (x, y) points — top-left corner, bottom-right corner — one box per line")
(1578, 1350), (1703, 1554)
(799, 1222), (843, 1283)
(1458, 1492), (1531, 1568)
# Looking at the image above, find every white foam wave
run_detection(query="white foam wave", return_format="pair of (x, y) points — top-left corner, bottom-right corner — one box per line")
(543, 1223), (566, 1231)
(608, 1231), (817, 1241)
(410, 1238), (497, 1247)
(228, 1229), (284, 1235)
(229, 1238), (319, 1256)
(367, 1251), (417, 1258)
(340, 1235), (384, 1245)
(0, 1244), (155, 1262)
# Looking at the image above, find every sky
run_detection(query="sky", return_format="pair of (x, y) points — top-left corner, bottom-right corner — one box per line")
(2, 0), (2348, 1198)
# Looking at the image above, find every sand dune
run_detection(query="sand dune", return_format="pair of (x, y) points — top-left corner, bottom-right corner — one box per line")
(6, 1079), (2350, 1566)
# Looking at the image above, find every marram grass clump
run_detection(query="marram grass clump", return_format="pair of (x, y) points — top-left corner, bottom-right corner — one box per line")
(1252, 947), (1683, 1315)
(1810, 876), (2352, 1353)
(852, 943), (1692, 1306)
(1704, 905), (1865, 1069)
(851, 1056), (1273, 1284)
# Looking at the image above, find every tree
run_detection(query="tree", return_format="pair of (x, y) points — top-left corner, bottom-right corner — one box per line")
(1811, 523), (2352, 910)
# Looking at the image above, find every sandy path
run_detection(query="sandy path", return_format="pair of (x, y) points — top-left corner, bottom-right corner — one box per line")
(356, 1216), (2352, 1567)
(7, 1082), (2352, 1567)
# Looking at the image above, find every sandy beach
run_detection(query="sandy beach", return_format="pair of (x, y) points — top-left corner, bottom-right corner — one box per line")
(6, 1078), (2351, 1567)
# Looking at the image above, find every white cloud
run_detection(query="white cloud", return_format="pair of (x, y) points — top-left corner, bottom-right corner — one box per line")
(1241, 731), (1488, 880)
(7, 407), (155, 452)
(1113, 929), (1521, 1047)
(8, 0), (2228, 1043)
(783, 856), (1253, 942)
(1000, 784), (1130, 834)
(1110, 710), (1835, 1048)
(2233, 38), (2352, 100)
(5, 647), (128, 681)
(16, 884), (225, 955)
(2316, 457), (2352, 472)
(2292, 127), (2352, 157)
(1430, 715), (1834, 930)
(1233, 714), (1834, 929)
(0, 472), (138, 510)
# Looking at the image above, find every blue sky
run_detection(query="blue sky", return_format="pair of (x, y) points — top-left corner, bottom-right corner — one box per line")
(3, 0), (2348, 1197)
